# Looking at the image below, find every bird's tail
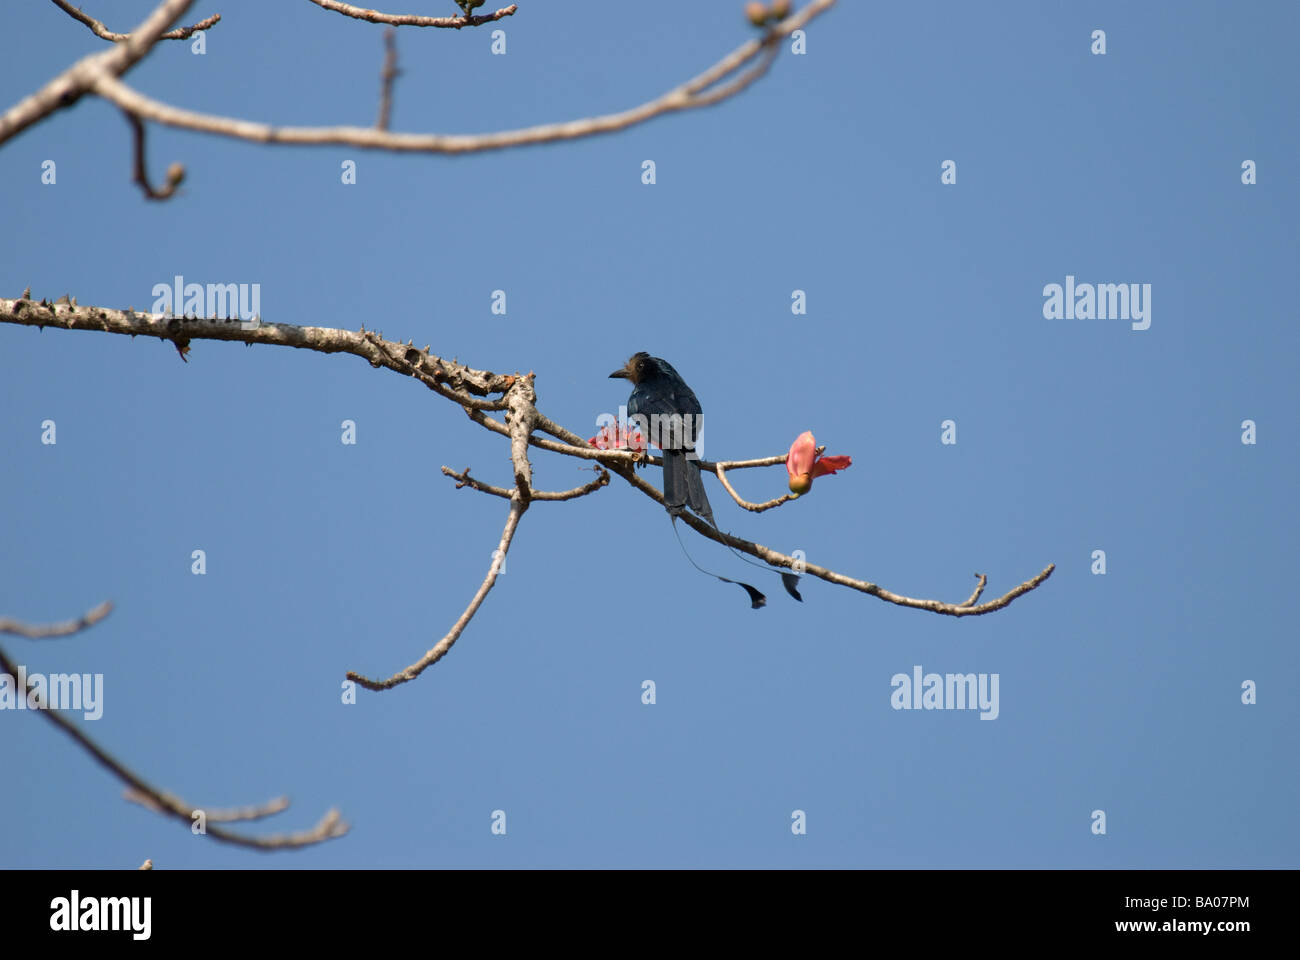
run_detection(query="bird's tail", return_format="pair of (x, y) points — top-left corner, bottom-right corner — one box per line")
(665, 451), (803, 605)
(663, 450), (715, 527)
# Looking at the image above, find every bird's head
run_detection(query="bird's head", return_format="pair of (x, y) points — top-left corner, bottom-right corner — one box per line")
(609, 351), (654, 384)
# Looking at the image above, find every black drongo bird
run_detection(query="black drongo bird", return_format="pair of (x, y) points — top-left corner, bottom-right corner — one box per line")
(610, 352), (715, 527)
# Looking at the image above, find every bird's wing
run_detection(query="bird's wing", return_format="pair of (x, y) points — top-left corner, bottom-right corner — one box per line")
(627, 382), (702, 419)
(630, 383), (703, 453)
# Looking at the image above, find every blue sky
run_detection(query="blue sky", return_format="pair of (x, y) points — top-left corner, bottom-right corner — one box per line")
(2, 0), (1296, 868)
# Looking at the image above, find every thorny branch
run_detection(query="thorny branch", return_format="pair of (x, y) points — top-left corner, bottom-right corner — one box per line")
(0, 296), (1057, 689)
(0, 601), (346, 849)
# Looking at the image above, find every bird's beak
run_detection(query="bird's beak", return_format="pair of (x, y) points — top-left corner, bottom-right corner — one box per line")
(609, 368), (629, 379)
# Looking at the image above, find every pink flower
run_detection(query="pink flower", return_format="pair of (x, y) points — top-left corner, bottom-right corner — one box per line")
(786, 431), (852, 494)
(590, 423), (647, 452)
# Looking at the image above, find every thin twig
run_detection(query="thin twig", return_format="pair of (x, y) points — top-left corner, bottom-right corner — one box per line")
(0, 600), (113, 638)
(125, 789), (290, 822)
(346, 497), (525, 690)
(67, 1), (833, 155)
(376, 28), (400, 131)
(714, 460), (796, 513)
(306, 0), (517, 29)
(0, 642), (347, 849)
(443, 466), (610, 501)
(701, 453), (787, 471)
(124, 112), (184, 200)
(346, 376), (537, 691)
(682, 505), (1055, 617)
(1, 0), (198, 148)
(959, 574), (988, 607)
(50, 0), (220, 42)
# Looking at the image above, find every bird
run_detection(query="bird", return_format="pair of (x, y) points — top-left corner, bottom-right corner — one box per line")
(609, 352), (715, 527)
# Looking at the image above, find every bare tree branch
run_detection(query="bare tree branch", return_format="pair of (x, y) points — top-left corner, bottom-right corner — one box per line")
(959, 574), (988, 608)
(0, 600), (113, 638)
(4, 0), (835, 156)
(714, 459), (797, 513)
(346, 495), (526, 691)
(506, 373), (538, 497)
(0, 641), (347, 849)
(674, 505), (1056, 616)
(125, 789), (290, 822)
(699, 453), (787, 471)
(347, 373), (540, 690)
(4, 0), (836, 216)
(443, 465), (610, 501)
(1, 0), (197, 146)
(493, 380), (1058, 617)
(1, 295), (1056, 688)
(124, 111), (184, 200)
(307, 0), (518, 29)
(50, 0), (220, 42)
(375, 28), (400, 131)
(0, 297), (516, 399)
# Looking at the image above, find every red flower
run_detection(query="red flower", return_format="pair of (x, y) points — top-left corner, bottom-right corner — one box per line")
(786, 431), (852, 494)
(590, 423), (647, 452)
